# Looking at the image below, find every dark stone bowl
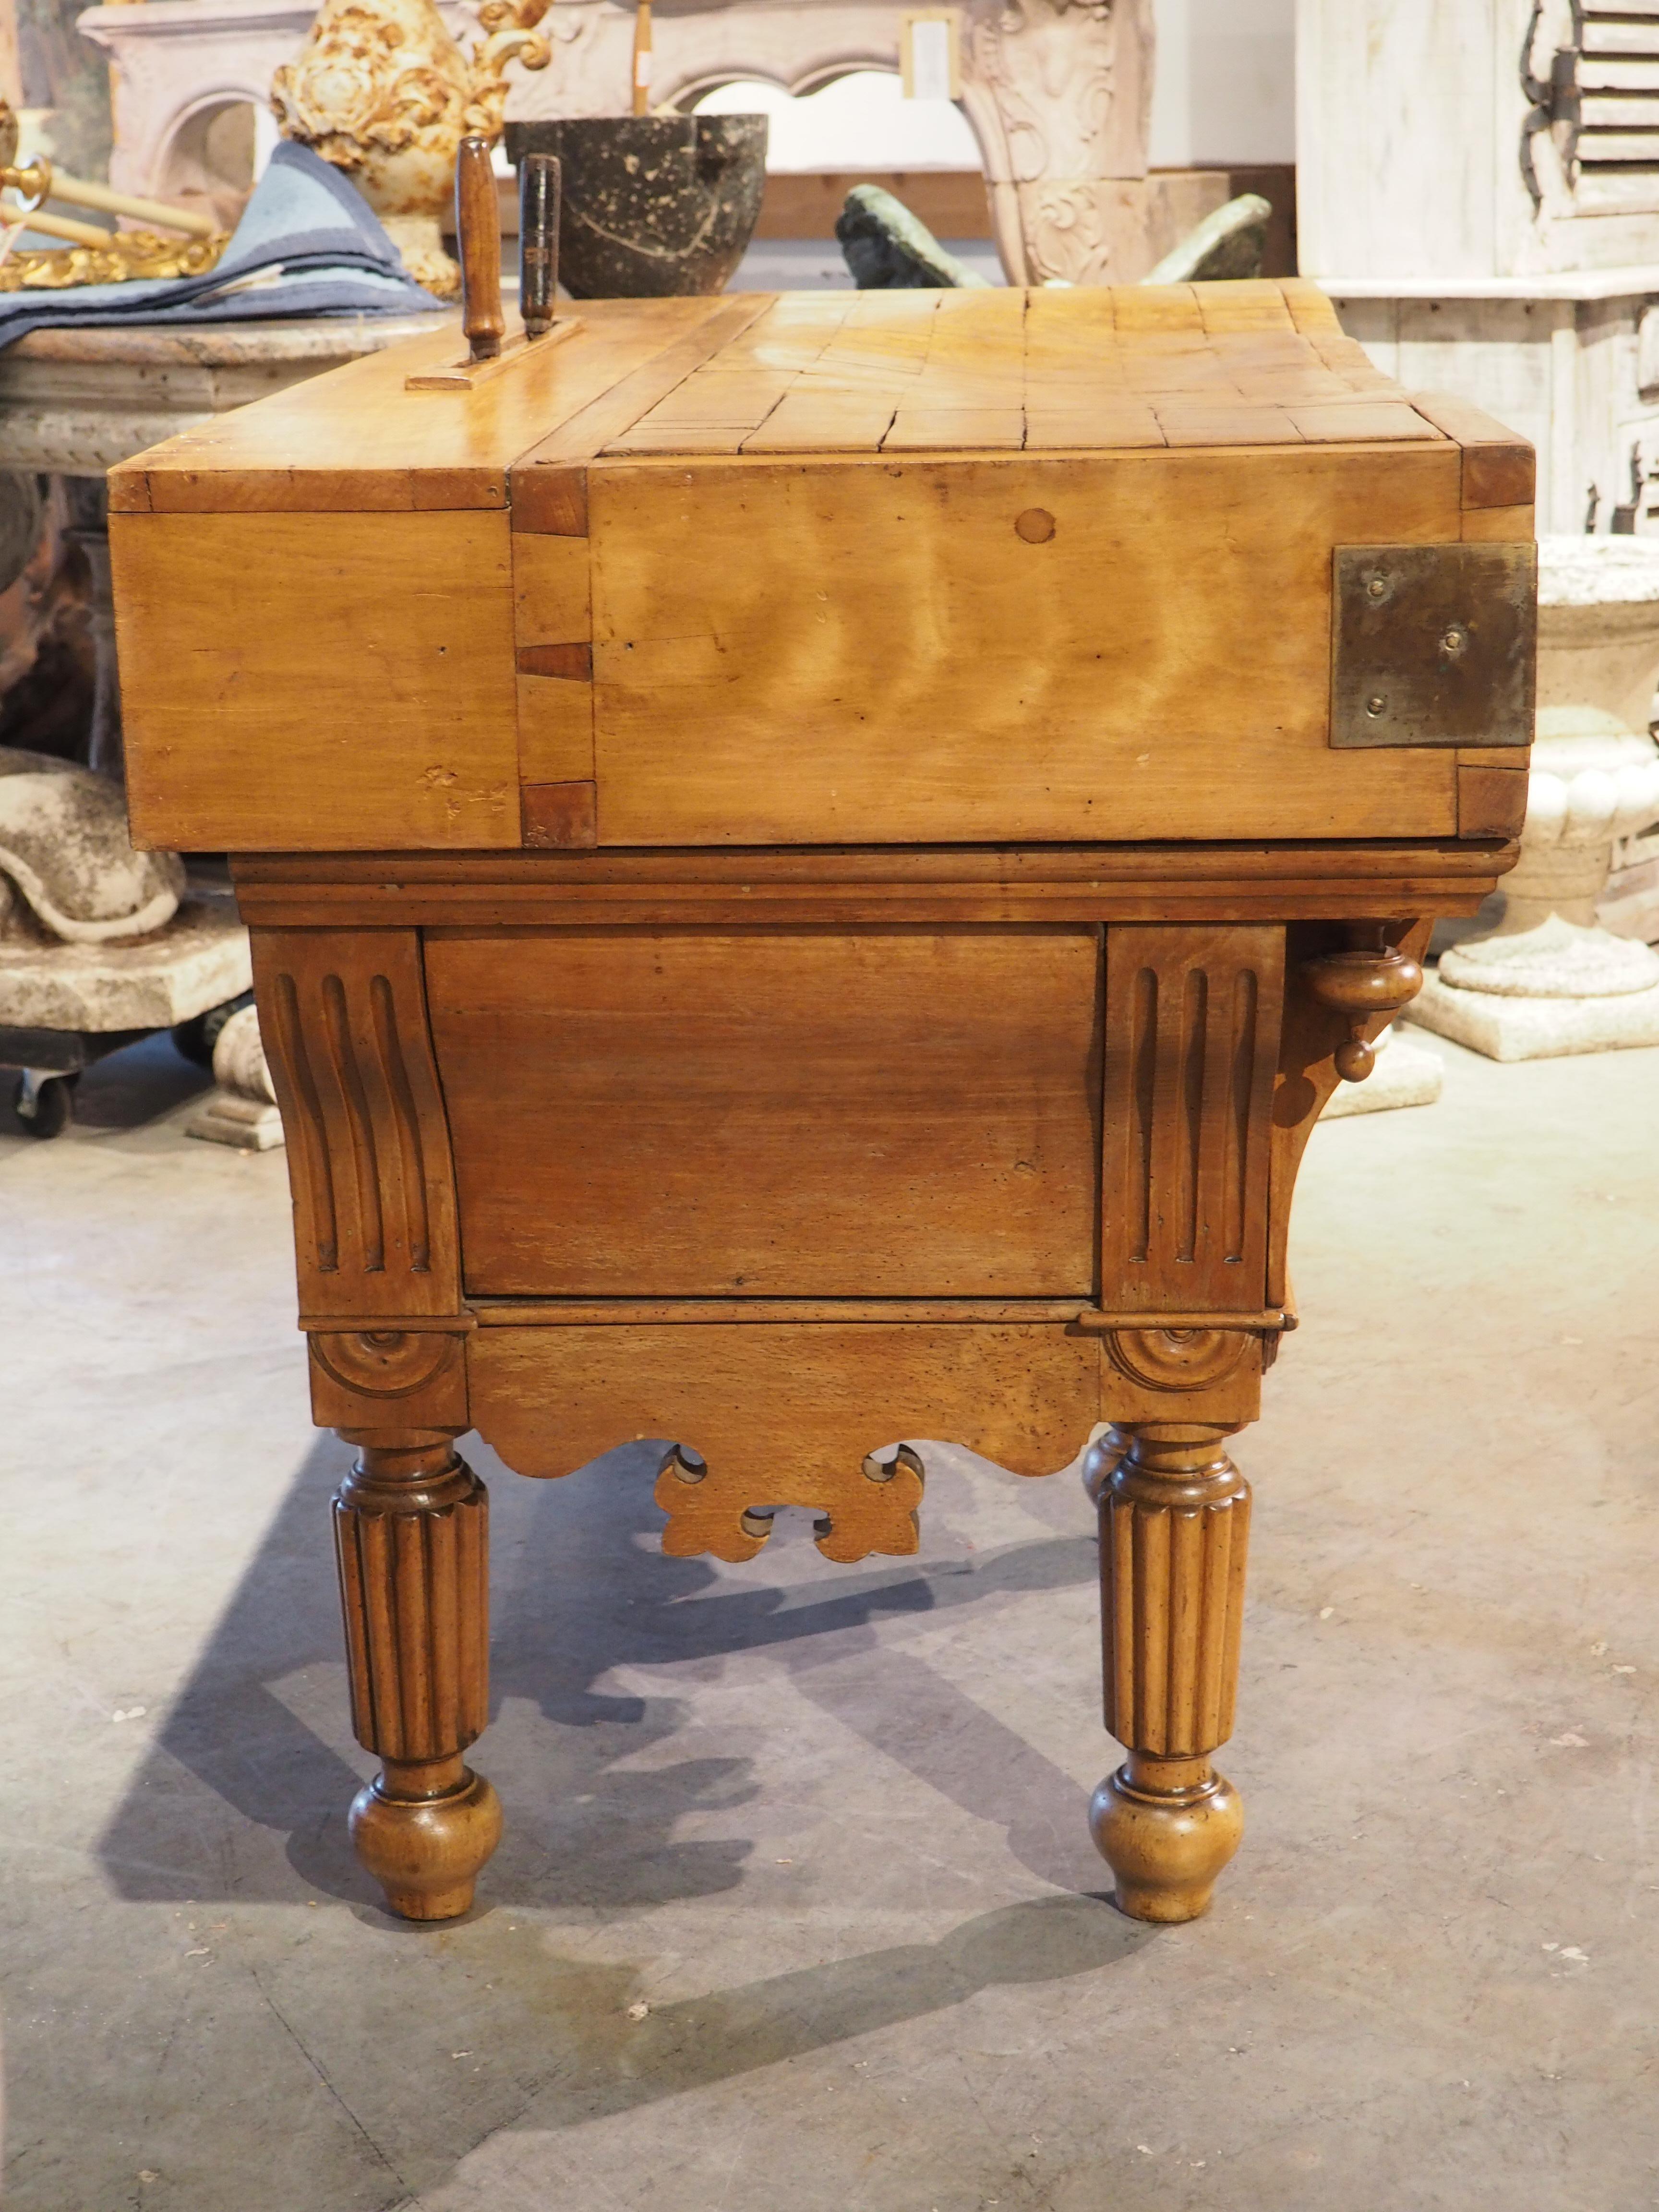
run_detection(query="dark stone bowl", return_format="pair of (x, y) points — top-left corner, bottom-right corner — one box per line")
(503, 116), (769, 299)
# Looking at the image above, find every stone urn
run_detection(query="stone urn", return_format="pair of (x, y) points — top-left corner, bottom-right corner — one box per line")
(1410, 535), (1659, 1060)
(271, 0), (553, 297)
(503, 116), (768, 298)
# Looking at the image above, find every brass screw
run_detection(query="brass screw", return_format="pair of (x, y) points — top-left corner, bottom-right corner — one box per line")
(1441, 625), (1468, 654)
(1366, 576), (1388, 600)
(1365, 694), (1387, 717)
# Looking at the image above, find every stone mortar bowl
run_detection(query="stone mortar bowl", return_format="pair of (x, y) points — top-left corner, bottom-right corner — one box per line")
(504, 116), (768, 298)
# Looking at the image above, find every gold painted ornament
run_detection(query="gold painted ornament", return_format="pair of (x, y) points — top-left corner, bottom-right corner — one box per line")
(270, 0), (553, 298)
(0, 227), (228, 291)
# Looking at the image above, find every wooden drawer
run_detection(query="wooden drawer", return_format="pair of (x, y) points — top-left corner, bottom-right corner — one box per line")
(425, 924), (1103, 1296)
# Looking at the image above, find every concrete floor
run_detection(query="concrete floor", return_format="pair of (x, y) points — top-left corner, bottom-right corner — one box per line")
(4, 1028), (1659, 2211)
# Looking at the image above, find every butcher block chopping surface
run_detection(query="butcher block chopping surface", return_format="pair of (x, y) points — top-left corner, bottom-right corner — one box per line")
(107, 281), (1532, 854)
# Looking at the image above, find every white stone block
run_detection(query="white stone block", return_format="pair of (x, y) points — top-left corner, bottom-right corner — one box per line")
(186, 1091), (285, 1152)
(0, 900), (250, 1033)
(1408, 974), (1659, 1062)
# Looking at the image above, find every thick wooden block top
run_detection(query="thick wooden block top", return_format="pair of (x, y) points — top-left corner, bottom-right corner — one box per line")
(108, 282), (1535, 853)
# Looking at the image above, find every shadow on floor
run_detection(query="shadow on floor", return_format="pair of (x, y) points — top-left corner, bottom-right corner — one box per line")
(96, 1436), (1131, 2129)
(99, 1433), (1105, 1914)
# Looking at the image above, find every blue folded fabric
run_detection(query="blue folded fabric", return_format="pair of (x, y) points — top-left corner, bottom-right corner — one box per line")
(0, 141), (442, 348)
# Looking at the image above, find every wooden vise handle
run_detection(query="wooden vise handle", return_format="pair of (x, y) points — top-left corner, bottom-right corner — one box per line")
(455, 135), (504, 363)
(519, 154), (560, 338)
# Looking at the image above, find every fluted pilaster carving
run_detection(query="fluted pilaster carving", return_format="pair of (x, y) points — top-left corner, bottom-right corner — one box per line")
(251, 927), (462, 1322)
(334, 1438), (489, 1762)
(1100, 1427), (1250, 1757)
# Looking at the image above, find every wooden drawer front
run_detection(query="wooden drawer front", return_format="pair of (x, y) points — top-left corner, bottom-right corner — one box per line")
(425, 926), (1102, 1296)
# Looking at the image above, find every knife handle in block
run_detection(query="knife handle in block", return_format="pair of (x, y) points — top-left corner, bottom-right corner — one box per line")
(519, 154), (560, 339)
(455, 134), (504, 363)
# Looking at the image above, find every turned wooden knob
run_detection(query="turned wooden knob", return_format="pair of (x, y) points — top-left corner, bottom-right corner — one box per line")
(455, 134), (504, 363)
(1302, 924), (1423, 1081)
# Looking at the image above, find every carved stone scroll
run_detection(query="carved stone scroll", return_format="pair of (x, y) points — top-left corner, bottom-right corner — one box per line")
(251, 928), (463, 1322)
(967, 0), (1155, 285)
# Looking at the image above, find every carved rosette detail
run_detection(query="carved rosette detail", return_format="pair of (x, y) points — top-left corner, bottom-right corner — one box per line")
(1097, 1428), (1250, 1758)
(313, 1329), (454, 1398)
(334, 1443), (490, 1763)
(1103, 1327), (1250, 1394)
(653, 1443), (926, 1565)
(271, 0), (471, 174)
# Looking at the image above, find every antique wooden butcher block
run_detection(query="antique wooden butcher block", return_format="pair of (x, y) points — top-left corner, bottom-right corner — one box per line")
(109, 280), (1535, 1926)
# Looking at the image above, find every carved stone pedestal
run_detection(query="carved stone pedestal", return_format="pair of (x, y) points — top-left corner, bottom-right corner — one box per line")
(1412, 538), (1659, 1062)
(186, 1001), (285, 1151)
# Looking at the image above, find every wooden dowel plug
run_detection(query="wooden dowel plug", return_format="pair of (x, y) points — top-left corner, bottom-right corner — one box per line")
(519, 153), (560, 339)
(455, 134), (504, 364)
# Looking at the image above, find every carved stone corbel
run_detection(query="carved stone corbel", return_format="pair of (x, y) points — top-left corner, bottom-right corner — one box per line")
(966, 0), (1155, 285)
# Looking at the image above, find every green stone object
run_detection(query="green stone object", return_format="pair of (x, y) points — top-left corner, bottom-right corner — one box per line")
(836, 184), (991, 291)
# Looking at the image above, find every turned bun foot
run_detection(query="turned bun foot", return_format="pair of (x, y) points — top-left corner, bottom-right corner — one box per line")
(349, 1761), (503, 1921)
(1089, 1754), (1244, 1923)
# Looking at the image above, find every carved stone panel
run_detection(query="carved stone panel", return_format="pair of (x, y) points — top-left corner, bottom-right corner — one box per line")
(968, 0), (1156, 285)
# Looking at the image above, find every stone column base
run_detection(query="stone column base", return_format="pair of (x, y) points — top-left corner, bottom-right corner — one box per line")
(1409, 974), (1659, 1061)
(186, 1091), (285, 1150)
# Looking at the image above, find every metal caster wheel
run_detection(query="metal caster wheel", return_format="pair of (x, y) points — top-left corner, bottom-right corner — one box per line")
(13, 1070), (75, 1140)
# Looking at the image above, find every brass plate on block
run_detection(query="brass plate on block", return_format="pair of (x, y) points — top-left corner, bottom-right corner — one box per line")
(1330, 542), (1537, 748)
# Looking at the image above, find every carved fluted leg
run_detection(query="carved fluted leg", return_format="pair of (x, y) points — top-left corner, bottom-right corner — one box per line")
(1085, 1422), (1250, 1923)
(333, 1431), (501, 1920)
